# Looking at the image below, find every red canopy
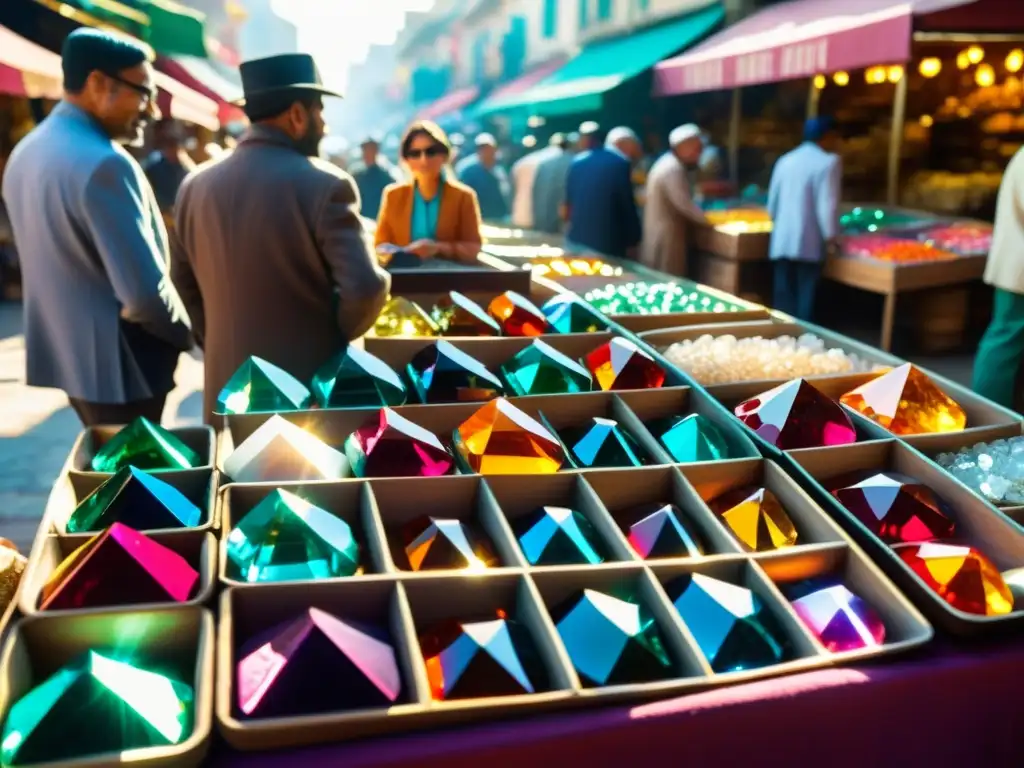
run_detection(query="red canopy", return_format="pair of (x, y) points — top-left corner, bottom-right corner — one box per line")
(0, 25), (63, 99)
(157, 56), (245, 126)
(415, 85), (480, 123)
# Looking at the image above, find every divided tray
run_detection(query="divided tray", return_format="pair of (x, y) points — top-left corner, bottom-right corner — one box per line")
(67, 425), (216, 478)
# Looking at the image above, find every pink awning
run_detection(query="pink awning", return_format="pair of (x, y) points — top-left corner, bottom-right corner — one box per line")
(157, 57), (245, 126)
(0, 25), (63, 99)
(415, 85), (480, 122)
(484, 56), (567, 105)
(154, 71), (220, 131)
(654, 0), (977, 95)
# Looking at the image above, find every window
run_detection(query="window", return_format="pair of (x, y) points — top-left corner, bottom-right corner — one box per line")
(543, 0), (558, 39)
(597, 0), (612, 21)
(578, 0), (588, 30)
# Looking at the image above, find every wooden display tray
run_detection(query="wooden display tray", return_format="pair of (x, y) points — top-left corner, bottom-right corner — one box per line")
(824, 253), (986, 294)
(693, 225), (770, 262)
(67, 425), (216, 479)
(388, 263), (530, 295)
(215, 462), (932, 751)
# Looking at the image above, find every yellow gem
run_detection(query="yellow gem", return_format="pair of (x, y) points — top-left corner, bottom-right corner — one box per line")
(373, 297), (439, 338)
(453, 398), (565, 475)
(711, 487), (798, 552)
(840, 364), (966, 435)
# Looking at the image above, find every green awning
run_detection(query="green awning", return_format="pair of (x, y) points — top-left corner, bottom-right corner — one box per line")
(488, 2), (724, 117)
(66, 0), (208, 57)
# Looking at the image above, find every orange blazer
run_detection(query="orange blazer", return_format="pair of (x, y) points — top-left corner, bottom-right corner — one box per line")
(374, 177), (483, 251)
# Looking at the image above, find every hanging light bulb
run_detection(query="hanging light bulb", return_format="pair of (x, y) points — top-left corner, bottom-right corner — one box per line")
(919, 115), (934, 128)
(967, 45), (985, 64)
(887, 65), (904, 83)
(957, 51), (971, 69)
(975, 63), (995, 87)
(1007, 49), (1024, 73)
(918, 58), (942, 78)
(813, 74), (826, 89)
(833, 71), (849, 86)
(865, 66), (886, 84)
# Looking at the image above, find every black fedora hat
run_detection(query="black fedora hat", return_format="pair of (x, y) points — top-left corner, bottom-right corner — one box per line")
(234, 53), (343, 106)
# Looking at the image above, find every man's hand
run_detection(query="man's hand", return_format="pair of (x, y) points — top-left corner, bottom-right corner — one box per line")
(407, 239), (440, 258)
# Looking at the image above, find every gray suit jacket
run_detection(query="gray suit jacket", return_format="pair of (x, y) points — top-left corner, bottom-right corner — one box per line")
(1, 102), (191, 404)
(170, 126), (390, 421)
(532, 150), (574, 234)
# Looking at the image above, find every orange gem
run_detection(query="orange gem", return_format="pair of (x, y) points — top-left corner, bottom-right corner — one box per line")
(453, 398), (564, 474)
(840, 363), (966, 435)
(487, 291), (550, 336)
(898, 542), (1013, 616)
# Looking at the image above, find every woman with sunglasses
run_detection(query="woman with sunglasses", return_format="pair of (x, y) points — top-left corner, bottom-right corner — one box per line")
(374, 121), (483, 262)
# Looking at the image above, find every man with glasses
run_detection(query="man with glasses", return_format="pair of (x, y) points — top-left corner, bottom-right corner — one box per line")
(1, 28), (192, 427)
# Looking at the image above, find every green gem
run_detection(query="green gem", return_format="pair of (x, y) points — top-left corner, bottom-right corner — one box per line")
(311, 346), (407, 408)
(226, 488), (360, 582)
(648, 414), (733, 463)
(216, 356), (311, 414)
(500, 340), (593, 396)
(541, 294), (604, 333)
(1, 650), (193, 765)
(559, 417), (646, 468)
(89, 417), (200, 473)
(513, 506), (605, 565)
(67, 466), (202, 533)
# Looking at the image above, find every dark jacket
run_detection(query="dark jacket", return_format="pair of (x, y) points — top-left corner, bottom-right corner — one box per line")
(565, 147), (641, 258)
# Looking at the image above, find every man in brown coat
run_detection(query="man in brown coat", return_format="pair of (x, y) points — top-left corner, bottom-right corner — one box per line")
(170, 54), (390, 421)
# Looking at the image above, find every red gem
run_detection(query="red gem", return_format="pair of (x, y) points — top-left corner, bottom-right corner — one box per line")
(898, 542), (1013, 616)
(487, 292), (550, 336)
(584, 338), (666, 391)
(734, 379), (857, 450)
(830, 471), (956, 544)
(344, 408), (454, 478)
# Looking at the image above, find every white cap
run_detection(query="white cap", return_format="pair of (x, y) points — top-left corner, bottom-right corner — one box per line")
(475, 132), (498, 147)
(669, 124), (703, 147)
(605, 126), (639, 147)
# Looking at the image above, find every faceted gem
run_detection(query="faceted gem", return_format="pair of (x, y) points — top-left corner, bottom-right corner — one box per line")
(373, 296), (439, 337)
(541, 294), (604, 334)
(238, 608), (402, 717)
(487, 291), (551, 336)
(453, 398), (565, 475)
(431, 291), (502, 336)
(791, 584), (887, 652)
(624, 503), (705, 559)
(222, 415), (349, 483)
(513, 506), (606, 566)
(420, 615), (548, 700)
(216, 355), (312, 414)
(840, 363), (967, 435)
(648, 413), (733, 463)
(226, 489), (360, 583)
(734, 379), (857, 450)
(39, 522), (199, 610)
(1, 650), (194, 764)
(344, 408), (454, 478)
(709, 486), (798, 552)
(666, 574), (787, 672)
(67, 466), (202, 533)
(500, 339), (593, 396)
(584, 337), (666, 391)
(560, 417), (647, 468)
(311, 346), (407, 408)
(830, 471), (956, 544)
(897, 542), (1013, 616)
(407, 340), (504, 404)
(553, 589), (672, 686)
(89, 417), (200, 472)
(401, 516), (497, 571)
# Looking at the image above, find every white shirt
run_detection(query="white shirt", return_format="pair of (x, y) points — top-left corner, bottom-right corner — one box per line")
(767, 142), (841, 262)
(510, 146), (559, 228)
(985, 147), (1024, 294)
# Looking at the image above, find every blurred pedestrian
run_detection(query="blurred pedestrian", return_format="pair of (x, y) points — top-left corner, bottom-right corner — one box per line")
(142, 119), (196, 226)
(457, 133), (510, 222)
(510, 133), (563, 229)
(532, 132), (576, 235)
(351, 135), (401, 220)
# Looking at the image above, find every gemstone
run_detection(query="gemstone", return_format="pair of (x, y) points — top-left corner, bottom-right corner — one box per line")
(840, 363), (967, 435)
(584, 337), (666, 391)
(420, 614), (548, 700)
(216, 355), (312, 414)
(830, 471), (956, 544)
(344, 408), (453, 478)
(373, 296), (440, 337)
(500, 339), (593, 396)
(560, 416), (647, 468)
(226, 489), (360, 583)
(1002, 567), (1024, 601)
(666, 574), (787, 672)
(401, 516), (497, 571)
(791, 584), (887, 652)
(623, 503), (705, 559)
(487, 291), (551, 336)
(237, 608), (402, 717)
(513, 506), (606, 566)
(222, 415), (349, 483)
(1, 650), (193, 764)
(67, 466), (202, 533)
(897, 542), (1013, 615)
(541, 294), (604, 334)
(648, 413), (734, 463)
(311, 346), (407, 408)
(39, 523), (199, 610)
(453, 398), (565, 475)
(89, 417), (200, 472)
(553, 589), (672, 686)
(935, 436), (1024, 506)
(709, 486), (798, 552)
(431, 291), (502, 336)
(734, 379), (857, 450)
(406, 340), (504, 404)
(584, 281), (747, 316)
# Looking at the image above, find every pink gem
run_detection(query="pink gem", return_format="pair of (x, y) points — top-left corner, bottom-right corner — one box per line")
(734, 379), (857, 450)
(345, 408), (454, 478)
(792, 585), (886, 652)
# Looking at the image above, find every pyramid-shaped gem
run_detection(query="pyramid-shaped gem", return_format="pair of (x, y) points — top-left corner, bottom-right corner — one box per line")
(500, 339), (593, 396)
(709, 486), (798, 552)
(1, 650), (193, 764)
(735, 379), (857, 450)
(624, 503), (705, 559)
(584, 338), (666, 391)
(840, 364), (967, 435)
(89, 417), (200, 472)
(222, 415), (349, 483)
(667, 573), (787, 672)
(420, 615), (548, 700)
(344, 408), (454, 478)
(311, 346), (407, 408)
(373, 296), (439, 337)
(560, 416), (646, 468)
(407, 340), (504, 404)
(453, 398), (565, 474)
(401, 516), (497, 571)
(432, 291), (502, 336)
(553, 589), (672, 686)
(67, 466), (202, 533)
(897, 542), (1013, 615)
(216, 356), (311, 414)
(541, 294), (604, 334)
(513, 506), (606, 566)
(237, 608), (402, 717)
(648, 413), (733, 463)
(226, 489), (360, 582)
(791, 584), (887, 652)
(487, 291), (551, 336)
(830, 471), (956, 544)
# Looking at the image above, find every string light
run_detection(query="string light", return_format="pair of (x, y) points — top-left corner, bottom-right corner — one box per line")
(919, 115), (934, 127)
(833, 71), (849, 86)
(865, 66), (887, 84)
(975, 63), (995, 87)
(918, 58), (941, 78)
(813, 74), (826, 89)
(967, 45), (984, 64)
(887, 65), (904, 83)
(957, 51), (970, 69)
(1007, 49), (1024, 73)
